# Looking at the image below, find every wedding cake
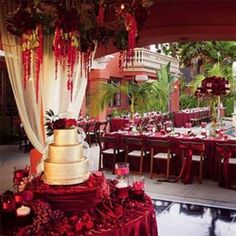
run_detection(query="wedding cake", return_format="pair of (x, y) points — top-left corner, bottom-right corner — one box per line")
(43, 128), (90, 185)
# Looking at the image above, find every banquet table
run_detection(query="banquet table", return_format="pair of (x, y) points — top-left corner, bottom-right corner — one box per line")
(110, 118), (140, 131)
(111, 114), (165, 132)
(104, 131), (236, 184)
(0, 172), (158, 236)
(173, 108), (210, 127)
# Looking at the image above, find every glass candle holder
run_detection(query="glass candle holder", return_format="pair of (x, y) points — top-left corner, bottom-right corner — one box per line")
(14, 193), (23, 208)
(115, 162), (129, 177)
(132, 175), (145, 200)
(1, 191), (15, 212)
(115, 178), (129, 200)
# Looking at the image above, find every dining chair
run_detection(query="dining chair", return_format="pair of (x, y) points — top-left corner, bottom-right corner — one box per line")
(149, 139), (173, 180)
(124, 137), (149, 175)
(98, 136), (124, 173)
(216, 142), (236, 189)
(178, 141), (205, 184)
(86, 120), (98, 147)
(96, 120), (108, 139)
(18, 123), (31, 153)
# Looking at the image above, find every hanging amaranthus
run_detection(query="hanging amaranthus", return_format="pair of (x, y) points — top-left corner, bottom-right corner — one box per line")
(35, 26), (43, 103)
(21, 27), (43, 102)
(124, 12), (137, 64)
(21, 31), (32, 89)
(53, 29), (80, 101)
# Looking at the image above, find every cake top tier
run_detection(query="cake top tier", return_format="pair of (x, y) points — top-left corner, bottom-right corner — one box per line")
(54, 128), (78, 146)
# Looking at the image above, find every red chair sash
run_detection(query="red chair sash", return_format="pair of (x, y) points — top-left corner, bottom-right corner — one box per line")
(176, 142), (204, 184)
(216, 146), (232, 187)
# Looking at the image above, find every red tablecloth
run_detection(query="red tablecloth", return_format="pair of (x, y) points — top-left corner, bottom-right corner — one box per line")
(1, 173), (158, 236)
(104, 131), (236, 184)
(174, 109), (210, 127)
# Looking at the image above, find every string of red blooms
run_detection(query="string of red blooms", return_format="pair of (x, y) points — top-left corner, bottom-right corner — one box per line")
(35, 26), (43, 103)
(21, 32), (32, 90)
(21, 27), (43, 102)
(53, 27), (61, 81)
(54, 28), (81, 102)
(125, 12), (137, 65)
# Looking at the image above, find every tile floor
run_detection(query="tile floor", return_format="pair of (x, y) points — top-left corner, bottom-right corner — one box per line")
(154, 199), (236, 236)
(1, 142), (236, 236)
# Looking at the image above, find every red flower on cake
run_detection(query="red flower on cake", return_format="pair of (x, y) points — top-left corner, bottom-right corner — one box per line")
(53, 118), (77, 129)
(45, 109), (77, 136)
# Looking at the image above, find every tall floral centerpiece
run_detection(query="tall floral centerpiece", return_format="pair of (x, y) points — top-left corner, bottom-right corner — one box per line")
(5, 0), (150, 102)
(195, 76), (230, 129)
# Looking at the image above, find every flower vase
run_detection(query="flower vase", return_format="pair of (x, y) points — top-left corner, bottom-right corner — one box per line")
(210, 120), (218, 137)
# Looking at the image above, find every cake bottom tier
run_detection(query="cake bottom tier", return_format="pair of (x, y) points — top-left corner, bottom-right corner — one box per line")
(43, 157), (90, 185)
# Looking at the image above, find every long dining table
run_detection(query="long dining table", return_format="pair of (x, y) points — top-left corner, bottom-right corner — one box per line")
(104, 130), (236, 184)
(173, 108), (210, 127)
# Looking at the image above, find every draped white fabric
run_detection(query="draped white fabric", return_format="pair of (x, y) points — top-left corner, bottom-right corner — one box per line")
(0, 6), (88, 158)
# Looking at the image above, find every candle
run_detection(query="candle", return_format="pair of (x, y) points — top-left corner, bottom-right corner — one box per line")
(133, 181), (144, 191)
(2, 201), (11, 210)
(14, 193), (23, 204)
(2, 200), (15, 211)
(132, 175), (145, 200)
(115, 163), (129, 176)
(16, 205), (31, 216)
(116, 167), (129, 176)
(115, 181), (129, 199)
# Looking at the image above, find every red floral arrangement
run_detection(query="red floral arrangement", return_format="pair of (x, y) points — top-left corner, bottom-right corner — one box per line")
(45, 109), (77, 136)
(5, 0), (150, 102)
(195, 76), (230, 98)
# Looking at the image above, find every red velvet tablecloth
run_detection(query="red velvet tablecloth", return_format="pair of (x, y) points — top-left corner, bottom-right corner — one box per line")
(110, 118), (141, 131)
(174, 109), (210, 127)
(1, 173), (158, 236)
(104, 131), (236, 184)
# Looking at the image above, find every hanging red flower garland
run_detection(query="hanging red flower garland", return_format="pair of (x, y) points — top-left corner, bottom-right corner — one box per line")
(6, 0), (150, 103)
(124, 12), (137, 64)
(21, 26), (43, 102)
(53, 29), (80, 101)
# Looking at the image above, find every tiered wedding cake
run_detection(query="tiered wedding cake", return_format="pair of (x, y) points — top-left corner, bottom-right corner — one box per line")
(43, 128), (90, 185)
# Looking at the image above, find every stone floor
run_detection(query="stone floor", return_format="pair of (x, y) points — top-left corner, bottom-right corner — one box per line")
(1, 142), (236, 236)
(154, 199), (236, 236)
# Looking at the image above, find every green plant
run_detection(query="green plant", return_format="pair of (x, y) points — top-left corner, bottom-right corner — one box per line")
(89, 80), (157, 119)
(154, 62), (178, 112)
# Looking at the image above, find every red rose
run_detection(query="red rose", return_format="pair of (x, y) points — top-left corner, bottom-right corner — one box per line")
(75, 220), (84, 232)
(65, 119), (77, 127)
(85, 219), (94, 230)
(53, 118), (66, 129)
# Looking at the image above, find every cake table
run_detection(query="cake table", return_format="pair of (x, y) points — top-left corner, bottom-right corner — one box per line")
(0, 172), (158, 236)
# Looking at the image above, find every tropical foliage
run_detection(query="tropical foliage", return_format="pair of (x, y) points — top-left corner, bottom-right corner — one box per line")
(164, 41), (236, 116)
(89, 62), (177, 117)
(89, 79), (159, 119)
(154, 62), (177, 112)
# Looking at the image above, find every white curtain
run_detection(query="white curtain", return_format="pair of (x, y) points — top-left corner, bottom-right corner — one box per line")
(0, 5), (88, 156)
